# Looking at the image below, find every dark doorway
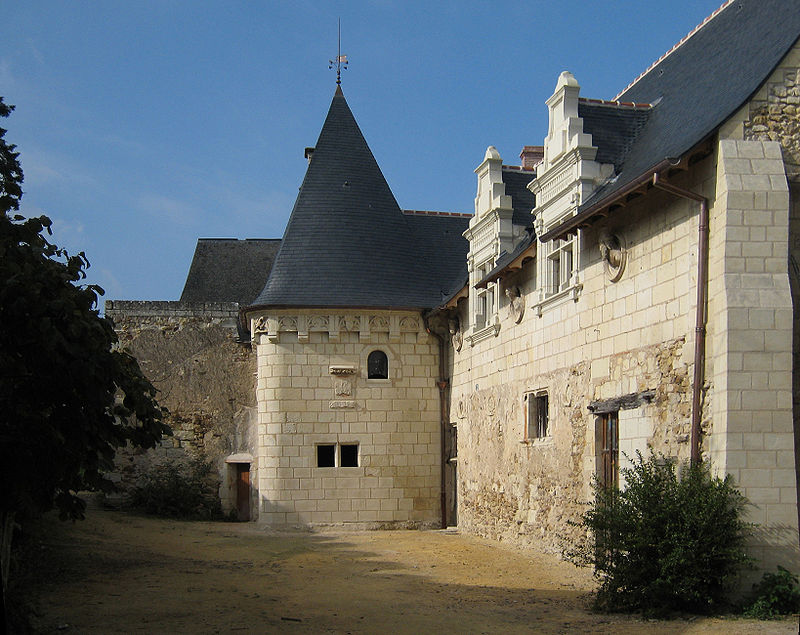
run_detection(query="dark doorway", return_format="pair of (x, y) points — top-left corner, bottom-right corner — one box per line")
(445, 422), (458, 526)
(236, 463), (251, 521)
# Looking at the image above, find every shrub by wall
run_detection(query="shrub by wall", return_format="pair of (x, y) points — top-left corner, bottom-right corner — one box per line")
(129, 456), (223, 520)
(574, 452), (752, 615)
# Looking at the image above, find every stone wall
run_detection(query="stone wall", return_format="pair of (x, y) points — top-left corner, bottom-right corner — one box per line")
(707, 139), (799, 578)
(105, 301), (258, 517)
(452, 156), (712, 555)
(742, 41), (800, 181)
(249, 310), (442, 528)
(717, 41), (800, 574)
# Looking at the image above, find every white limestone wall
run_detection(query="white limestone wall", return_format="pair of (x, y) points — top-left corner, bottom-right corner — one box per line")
(618, 407), (654, 489)
(708, 139), (799, 576)
(452, 157), (712, 552)
(251, 311), (441, 527)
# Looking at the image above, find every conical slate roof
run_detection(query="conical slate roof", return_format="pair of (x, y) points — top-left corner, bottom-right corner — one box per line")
(251, 87), (453, 309)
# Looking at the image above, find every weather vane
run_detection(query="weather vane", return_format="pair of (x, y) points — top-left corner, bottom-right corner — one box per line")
(328, 19), (348, 85)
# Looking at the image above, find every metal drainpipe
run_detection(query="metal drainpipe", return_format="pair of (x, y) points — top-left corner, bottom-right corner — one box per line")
(423, 316), (450, 529)
(423, 314), (450, 528)
(652, 173), (708, 465)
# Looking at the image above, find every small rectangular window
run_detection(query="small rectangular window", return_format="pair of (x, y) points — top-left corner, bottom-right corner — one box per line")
(547, 237), (575, 295)
(317, 444), (336, 467)
(340, 444), (359, 467)
(525, 392), (549, 439)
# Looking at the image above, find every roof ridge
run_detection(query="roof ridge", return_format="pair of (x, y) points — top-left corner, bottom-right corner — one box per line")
(612, 0), (735, 101)
(579, 97), (653, 109)
(198, 237), (280, 242)
(403, 209), (472, 218)
(501, 165), (536, 172)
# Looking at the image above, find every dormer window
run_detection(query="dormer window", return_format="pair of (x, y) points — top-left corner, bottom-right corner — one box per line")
(367, 350), (389, 379)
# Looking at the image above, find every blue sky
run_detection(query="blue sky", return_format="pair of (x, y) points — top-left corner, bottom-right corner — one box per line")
(2, 1), (725, 303)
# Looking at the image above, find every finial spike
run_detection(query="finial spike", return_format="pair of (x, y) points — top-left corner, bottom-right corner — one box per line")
(328, 18), (348, 86)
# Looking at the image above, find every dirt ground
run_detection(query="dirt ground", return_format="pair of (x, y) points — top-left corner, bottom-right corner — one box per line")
(12, 506), (798, 634)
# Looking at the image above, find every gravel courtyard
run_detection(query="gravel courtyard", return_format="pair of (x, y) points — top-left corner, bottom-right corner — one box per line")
(14, 507), (797, 634)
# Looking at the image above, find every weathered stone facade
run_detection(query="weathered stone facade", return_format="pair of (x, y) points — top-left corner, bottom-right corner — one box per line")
(451, 156), (707, 553)
(451, 58), (800, 580)
(742, 41), (800, 181)
(106, 301), (257, 517)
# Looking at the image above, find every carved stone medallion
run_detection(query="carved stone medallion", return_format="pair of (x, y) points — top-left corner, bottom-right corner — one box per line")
(599, 231), (626, 282)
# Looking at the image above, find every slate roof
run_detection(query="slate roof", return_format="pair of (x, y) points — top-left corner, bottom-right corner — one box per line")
(577, 100), (651, 173)
(404, 211), (471, 303)
(250, 87), (469, 310)
(579, 0), (800, 212)
(501, 167), (536, 226)
(180, 238), (281, 305)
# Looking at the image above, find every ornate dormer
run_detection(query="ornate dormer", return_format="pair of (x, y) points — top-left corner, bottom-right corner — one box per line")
(474, 146), (513, 220)
(463, 146), (516, 341)
(530, 72), (614, 311)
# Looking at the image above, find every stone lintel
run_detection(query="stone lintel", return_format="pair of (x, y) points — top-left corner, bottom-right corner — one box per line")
(588, 389), (656, 414)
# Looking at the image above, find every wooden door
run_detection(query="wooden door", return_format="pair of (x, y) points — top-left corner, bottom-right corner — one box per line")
(236, 464), (251, 521)
(599, 412), (619, 489)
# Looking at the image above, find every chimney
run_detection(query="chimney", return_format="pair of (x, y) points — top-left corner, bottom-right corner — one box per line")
(519, 145), (544, 169)
(304, 147), (315, 164)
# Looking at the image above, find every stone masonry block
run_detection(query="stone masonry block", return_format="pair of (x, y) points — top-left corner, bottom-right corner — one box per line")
(736, 142), (765, 159)
(765, 504), (800, 527)
(764, 433), (796, 451)
(741, 174), (774, 191)
(751, 159), (787, 175)
(739, 469), (773, 488)
(746, 451), (778, 469)
(763, 142), (783, 160)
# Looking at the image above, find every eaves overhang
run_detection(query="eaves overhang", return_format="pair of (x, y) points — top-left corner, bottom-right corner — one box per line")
(438, 282), (469, 310)
(474, 236), (537, 290)
(537, 158), (672, 243)
(244, 303), (431, 315)
(537, 140), (714, 244)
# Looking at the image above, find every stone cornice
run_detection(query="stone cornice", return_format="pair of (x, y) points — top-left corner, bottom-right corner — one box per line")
(251, 310), (421, 344)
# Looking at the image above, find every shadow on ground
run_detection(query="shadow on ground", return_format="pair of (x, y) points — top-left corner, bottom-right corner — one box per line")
(8, 507), (797, 634)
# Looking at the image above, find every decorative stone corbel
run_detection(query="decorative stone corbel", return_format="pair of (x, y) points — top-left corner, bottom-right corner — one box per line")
(253, 315), (280, 342)
(389, 314), (401, 342)
(359, 314), (371, 343)
(297, 315), (309, 343)
(505, 286), (524, 323)
(328, 314), (340, 341)
(449, 317), (463, 352)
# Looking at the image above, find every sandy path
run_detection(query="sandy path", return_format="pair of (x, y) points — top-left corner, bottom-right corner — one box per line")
(15, 507), (797, 634)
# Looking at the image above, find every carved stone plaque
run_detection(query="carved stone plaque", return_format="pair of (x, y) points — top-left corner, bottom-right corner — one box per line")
(334, 378), (352, 397)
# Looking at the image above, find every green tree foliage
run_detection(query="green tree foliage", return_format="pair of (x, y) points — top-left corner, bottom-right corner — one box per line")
(129, 457), (224, 520)
(0, 95), (169, 525)
(574, 451), (752, 616)
(743, 566), (800, 619)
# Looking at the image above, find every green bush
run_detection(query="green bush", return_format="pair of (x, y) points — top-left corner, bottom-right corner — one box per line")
(574, 451), (752, 615)
(743, 566), (800, 619)
(129, 456), (223, 520)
